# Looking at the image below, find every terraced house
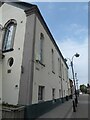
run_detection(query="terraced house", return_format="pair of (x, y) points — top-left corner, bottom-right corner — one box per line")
(0, 1), (71, 118)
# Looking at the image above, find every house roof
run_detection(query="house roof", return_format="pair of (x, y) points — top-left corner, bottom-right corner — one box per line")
(2, 1), (68, 69)
(7, 2), (36, 10)
(0, 1), (4, 7)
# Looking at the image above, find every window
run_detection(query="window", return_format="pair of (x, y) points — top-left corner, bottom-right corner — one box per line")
(52, 88), (55, 99)
(59, 89), (61, 98)
(38, 86), (45, 101)
(58, 58), (60, 76)
(60, 59), (61, 76)
(58, 58), (61, 77)
(64, 90), (65, 96)
(2, 19), (17, 52)
(65, 68), (68, 81)
(39, 33), (44, 63)
(52, 49), (55, 73)
(62, 64), (64, 79)
(66, 69), (68, 80)
(8, 57), (14, 67)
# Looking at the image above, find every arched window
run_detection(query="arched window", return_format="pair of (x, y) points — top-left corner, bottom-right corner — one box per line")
(2, 19), (17, 52)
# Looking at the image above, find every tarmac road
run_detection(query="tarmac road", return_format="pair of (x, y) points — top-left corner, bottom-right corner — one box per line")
(67, 94), (89, 118)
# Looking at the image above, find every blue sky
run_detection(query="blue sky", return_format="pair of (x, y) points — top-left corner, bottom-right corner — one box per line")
(33, 2), (88, 43)
(23, 1), (88, 86)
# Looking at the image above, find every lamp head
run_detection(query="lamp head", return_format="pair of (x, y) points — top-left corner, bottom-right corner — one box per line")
(75, 53), (80, 57)
(64, 58), (67, 62)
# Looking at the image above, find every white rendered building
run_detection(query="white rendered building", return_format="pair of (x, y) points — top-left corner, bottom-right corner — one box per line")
(0, 2), (70, 107)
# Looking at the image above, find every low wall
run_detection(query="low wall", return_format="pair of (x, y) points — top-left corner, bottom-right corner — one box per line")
(1, 106), (25, 119)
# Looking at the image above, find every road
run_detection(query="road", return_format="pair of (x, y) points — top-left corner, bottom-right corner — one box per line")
(67, 94), (89, 118)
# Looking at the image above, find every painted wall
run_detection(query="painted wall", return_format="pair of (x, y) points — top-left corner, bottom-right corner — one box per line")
(0, 5), (2, 50)
(1, 3), (26, 105)
(18, 14), (36, 105)
(0, 57), (2, 104)
(0, 6), (2, 104)
(32, 15), (69, 104)
(1, 3), (70, 105)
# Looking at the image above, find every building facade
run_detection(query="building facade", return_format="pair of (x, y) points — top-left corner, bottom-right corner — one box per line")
(0, 2), (70, 107)
(69, 79), (73, 97)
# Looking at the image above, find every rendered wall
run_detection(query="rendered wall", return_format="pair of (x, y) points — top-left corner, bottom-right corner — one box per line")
(32, 15), (69, 104)
(0, 5), (2, 105)
(1, 3), (26, 105)
(18, 14), (36, 105)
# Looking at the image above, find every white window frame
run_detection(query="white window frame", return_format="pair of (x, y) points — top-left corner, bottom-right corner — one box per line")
(2, 19), (17, 52)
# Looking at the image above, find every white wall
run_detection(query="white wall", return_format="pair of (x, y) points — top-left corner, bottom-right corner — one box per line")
(0, 3), (70, 105)
(0, 58), (2, 104)
(0, 5), (2, 50)
(1, 3), (26, 105)
(0, 6), (2, 104)
(32, 16), (69, 104)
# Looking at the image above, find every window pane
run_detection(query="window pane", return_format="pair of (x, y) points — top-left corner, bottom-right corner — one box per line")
(52, 49), (55, 72)
(38, 86), (44, 101)
(39, 33), (44, 62)
(2, 20), (16, 52)
(52, 88), (55, 99)
(6, 25), (14, 50)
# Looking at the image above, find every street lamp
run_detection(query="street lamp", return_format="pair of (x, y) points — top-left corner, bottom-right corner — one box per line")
(65, 53), (80, 112)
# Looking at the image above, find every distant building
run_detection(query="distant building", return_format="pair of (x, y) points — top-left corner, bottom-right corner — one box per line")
(69, 79), (73, 97)
(87, 84), (90, 94)
(0, 1), (70, 108)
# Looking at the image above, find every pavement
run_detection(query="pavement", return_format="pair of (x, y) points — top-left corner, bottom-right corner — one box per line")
(38, 99), (73, 119)
(0, 105), (2, 120)
(38, 94), (89, 119)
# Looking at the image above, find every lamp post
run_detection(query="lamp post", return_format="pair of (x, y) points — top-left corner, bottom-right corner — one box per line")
(65, 53), (80, 112)
(71, 53), (80, 108)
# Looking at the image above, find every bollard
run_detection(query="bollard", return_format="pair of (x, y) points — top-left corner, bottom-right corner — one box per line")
(75, 97), (77, 107)
(75, 95), (78, 107)
(76, 95), (78, 104)
(73, 100), (76, 112)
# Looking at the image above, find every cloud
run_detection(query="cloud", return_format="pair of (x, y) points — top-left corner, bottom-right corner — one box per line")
(67, 24), (88, 36)
(57, 37), (88, 86)
(22, 0), (89, 2)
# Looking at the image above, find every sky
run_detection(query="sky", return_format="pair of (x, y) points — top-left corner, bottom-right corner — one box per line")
(22, 1), (88, 86)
